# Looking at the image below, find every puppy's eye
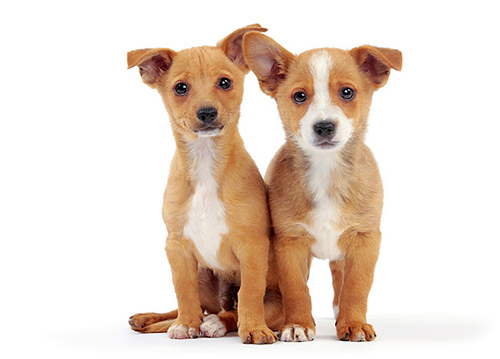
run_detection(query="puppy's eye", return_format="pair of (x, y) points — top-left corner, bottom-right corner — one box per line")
(218, 77), (232, 90)
(174, 82), (189, 96)
(292, 91), (308, 104)
(339, 87), (355, 101)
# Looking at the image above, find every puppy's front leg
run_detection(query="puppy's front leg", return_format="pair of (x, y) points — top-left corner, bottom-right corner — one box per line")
(236, 239), (277, 344)
(165, 237), (203, 339)
(336, 230), (380, 342)
(274, 237), (316, 342)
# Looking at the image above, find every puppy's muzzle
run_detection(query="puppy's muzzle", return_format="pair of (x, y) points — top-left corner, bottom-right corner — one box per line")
(311, 120), (339, 149)
(194, 106), (223, 137)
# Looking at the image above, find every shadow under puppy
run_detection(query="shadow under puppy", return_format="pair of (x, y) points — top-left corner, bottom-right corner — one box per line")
(126, 24), (278, 344)
(243, 32), (402, 342)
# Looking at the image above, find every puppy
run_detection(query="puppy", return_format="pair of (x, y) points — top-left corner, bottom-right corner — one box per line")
(243, 33), (402, 342)
(126, 24), (277, 344)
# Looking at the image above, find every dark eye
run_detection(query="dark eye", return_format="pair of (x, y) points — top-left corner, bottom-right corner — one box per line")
(218, 77), (232, 90)
(339, 87), (355, 101)
(174, 82), (189, 96)
(293, 91), (308, 104)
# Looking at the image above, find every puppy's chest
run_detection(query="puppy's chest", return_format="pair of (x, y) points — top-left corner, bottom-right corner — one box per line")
(182, 139), (227, 269)
(302, 159), (345, 261)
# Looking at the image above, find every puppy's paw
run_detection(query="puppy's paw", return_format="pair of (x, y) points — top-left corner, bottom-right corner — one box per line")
(167, 323), (200, 339)
(129, 313), (168, 333)
(200, 314), (227, 338)
(239, 326), (277, 344)
(336, 322), (376, 342)
(279, 325), (315, 342)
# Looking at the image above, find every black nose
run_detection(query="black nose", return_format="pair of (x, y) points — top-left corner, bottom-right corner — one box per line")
(313, 121), (336, 139)
(197, 107), (218, 124)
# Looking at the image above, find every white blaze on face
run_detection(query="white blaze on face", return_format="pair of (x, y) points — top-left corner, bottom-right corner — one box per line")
(296, 50), (354, 153)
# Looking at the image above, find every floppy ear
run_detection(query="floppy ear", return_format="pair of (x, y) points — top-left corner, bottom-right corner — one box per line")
(127, 48), (176, 88)
(242, 32), (295, 96)
(217, 24), (267, 73)
(350, 45), (402, 89)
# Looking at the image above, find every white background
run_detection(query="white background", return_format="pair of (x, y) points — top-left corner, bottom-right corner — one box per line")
(1, 0), (499, 358)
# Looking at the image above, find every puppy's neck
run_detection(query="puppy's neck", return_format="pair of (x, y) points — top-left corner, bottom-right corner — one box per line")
(291, 136), (357, 189)
(185, 136), (219, 183)
(173, 125), (241, 182)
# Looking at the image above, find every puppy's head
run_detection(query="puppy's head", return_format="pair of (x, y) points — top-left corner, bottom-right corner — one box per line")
(127, 24), (267, 140)
(242, 33), (402, 153)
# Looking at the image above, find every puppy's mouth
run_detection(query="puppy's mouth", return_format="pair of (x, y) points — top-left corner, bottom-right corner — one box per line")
(194, 125), (224, 138)
(313, 138), (339, 149)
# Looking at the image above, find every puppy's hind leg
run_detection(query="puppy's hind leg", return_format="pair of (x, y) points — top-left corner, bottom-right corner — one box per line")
(130, 268), (223, 334)
(200, 288), (286, 338)
(129, 310), (178, 333)
(199, 270), (238, 338)
(201, 310), (238, 338)
(264, 289), (284, 332)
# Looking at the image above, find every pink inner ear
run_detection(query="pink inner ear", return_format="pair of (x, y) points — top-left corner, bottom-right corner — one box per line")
(256, 54), (275, 77)
(139, 54), (169, 84)
(228, 37), (244, 64)
(360, 54), (390, 84)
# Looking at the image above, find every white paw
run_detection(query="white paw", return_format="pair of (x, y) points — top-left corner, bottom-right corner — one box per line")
(167, 323), (199, 339)
(280, 325), (315, 342)
(200, 314), (227, 338)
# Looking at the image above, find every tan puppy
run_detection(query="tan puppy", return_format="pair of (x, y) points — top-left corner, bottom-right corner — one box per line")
(243, 32), (402, 342)
(126, 25), (277, 344)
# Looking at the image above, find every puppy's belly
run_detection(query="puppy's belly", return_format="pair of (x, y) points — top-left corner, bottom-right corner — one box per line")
(183, 180), (227, 269)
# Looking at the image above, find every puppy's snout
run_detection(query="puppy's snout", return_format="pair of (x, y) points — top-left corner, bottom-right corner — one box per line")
(197, 107), (218, 124)
(313, 121), (336, 139)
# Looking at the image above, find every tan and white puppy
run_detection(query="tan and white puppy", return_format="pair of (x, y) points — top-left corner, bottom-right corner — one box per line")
(126, 25), (278, 344)
(243, 33), (402, 342)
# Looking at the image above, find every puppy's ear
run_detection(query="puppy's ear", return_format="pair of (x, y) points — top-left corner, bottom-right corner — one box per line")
(350, 45), (402, 89)
(242, 32), (295, 97)
(127, 48), (176, 88)
(218, 24), (267, 73)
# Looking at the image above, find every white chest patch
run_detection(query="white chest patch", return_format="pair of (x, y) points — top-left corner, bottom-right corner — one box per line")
(302, 152), (344, 261)
(183, 138), (227, 269)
